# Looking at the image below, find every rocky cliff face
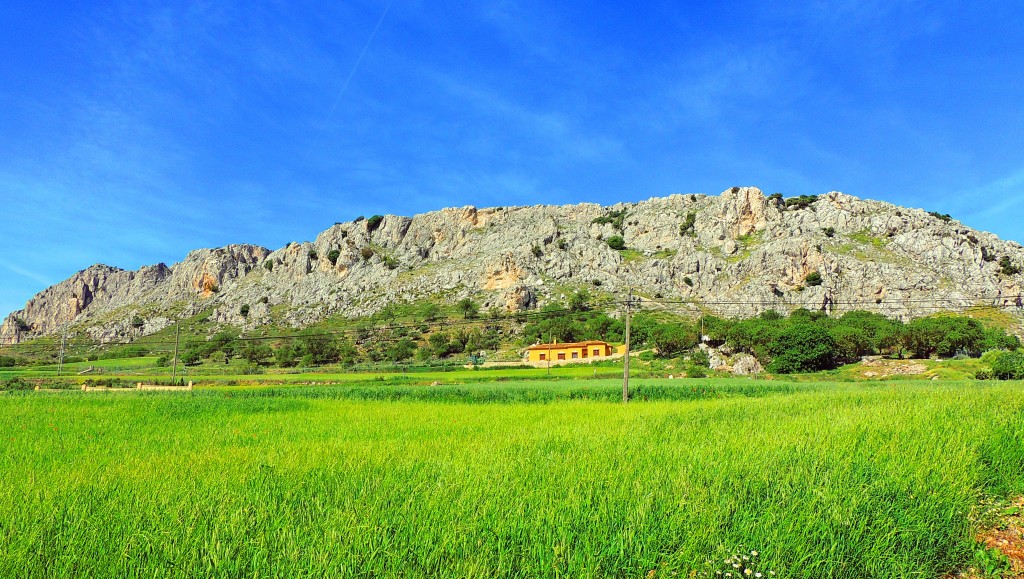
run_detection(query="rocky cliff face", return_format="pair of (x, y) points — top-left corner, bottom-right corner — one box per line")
(4, 188), (1023, 343)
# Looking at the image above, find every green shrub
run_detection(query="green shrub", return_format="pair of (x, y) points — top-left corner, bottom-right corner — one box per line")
(241, 363), (265, 375)
(591, 209), (627, 231)
(239, 304), (250, 318)
(531, 245), (543, 258)
(784, 195), (818, 209)
(650, 323), (699, 358)
(568, 290), (591, 312)
(308, 249), (318, 260)
(0, 356), (16, 367)
(366, 215), (384, 232)
(989, 350), (1024, 380)
(768, 322), (836, 373)
(679, 211), (697, 237)
(327, 249), (341, 266)
(805, 271), (823, 286)
(928, 211), (953, 222)
(181, 350), (202, 366)
(1, 377), (31, 391)
(606, 236), (626, 250)
(457, 298), (479, 320)
(822, 227), (836, 237)
(556, 238), (567, 250)
(263, 260), (273, 272)
(360, 246), (374, 260)
(274, 345), (297, 368)
(240, 342), (272, 365)
(999, 256), (1021, 275)
(683, 276), (693, 287)
(685, 364), (707, 378)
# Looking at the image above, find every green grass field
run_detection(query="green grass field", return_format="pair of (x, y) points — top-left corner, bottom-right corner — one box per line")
(1, 379), (1022, 577)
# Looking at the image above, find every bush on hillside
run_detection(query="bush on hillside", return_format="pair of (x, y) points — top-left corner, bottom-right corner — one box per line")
(999, 256), (1021, 276)
(679, 212), (697, 237)
(366, 215), (384, 232)
(1, 377), (31, 391)
(768, 322), (836, 373)
(784, 195), (818, 210)
(988, 350), (1024, 380)
(606, 236), (626, 250)
(650, 323), (699, 358)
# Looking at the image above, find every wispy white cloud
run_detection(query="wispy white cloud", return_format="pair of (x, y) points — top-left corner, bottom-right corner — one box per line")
(0, 259), (53, 289)
(422, 70), (626, 164)
(957, 169), (1024, 218)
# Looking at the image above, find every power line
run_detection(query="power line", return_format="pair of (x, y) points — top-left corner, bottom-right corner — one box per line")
(2, 292), (1022, 357)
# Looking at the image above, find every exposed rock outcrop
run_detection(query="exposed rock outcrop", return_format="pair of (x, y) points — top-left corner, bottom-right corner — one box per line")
(4, 188), (1023, 343)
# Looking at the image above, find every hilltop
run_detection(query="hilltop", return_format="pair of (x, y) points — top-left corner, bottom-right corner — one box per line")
(3, 186), (1023, 345)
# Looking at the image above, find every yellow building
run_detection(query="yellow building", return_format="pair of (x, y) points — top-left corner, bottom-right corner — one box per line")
(525, 340), (614, 363)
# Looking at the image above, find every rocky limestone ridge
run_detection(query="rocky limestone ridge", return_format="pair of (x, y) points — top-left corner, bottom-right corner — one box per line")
(3, 187), (1023, 344)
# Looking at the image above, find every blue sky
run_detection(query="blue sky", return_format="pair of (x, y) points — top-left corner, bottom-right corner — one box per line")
(2, 0), (1023, 316)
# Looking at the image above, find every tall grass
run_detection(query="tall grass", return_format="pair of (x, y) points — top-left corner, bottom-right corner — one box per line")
(1, 382), (1022, 577)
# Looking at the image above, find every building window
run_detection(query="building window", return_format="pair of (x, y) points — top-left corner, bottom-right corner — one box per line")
(539, 353), (546, 361)
(571, 352), (578, 359)
(557, 352), (566, 360)
(593, 349), (600, 356)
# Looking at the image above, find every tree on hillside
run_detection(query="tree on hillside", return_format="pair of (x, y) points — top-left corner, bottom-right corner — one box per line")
(297, 328), (339, 365)
(385, 338), (416, 362)
(726, 317), (780, 361)
(568, 289), (591, 312)
(457, 298), (479, 319)
(901, 316), (984, 358)
(767, 322), (836, 373)
(273, 344), (297, 368)
(650, 323), (699, 358)
(418, 302), (441, 322)
(835, 311), (902, 355)
(989, 350), (1024, 379)
(240, 342), (272, 365)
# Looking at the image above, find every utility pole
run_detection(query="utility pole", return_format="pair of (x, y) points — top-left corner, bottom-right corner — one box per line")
(622, 288), (639, 403)
(170, 321), (181, 384)
(56, 324), (68, 377)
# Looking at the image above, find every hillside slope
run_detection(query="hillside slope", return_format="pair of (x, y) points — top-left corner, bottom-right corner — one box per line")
(4, 187), (1023, 344)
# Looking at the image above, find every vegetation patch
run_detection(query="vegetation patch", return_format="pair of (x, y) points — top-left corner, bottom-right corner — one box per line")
(619, 248), (645, 262)
(784, 194), (818, 210)
(592, 209), (628, 231)
(849, 229), (888, 250)
(0, 383), (1022, 576)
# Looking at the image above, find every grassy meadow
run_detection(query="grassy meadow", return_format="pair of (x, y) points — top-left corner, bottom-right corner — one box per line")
(1, 379), (1023, 577)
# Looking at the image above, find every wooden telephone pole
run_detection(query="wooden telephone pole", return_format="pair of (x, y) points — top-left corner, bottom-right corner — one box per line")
(622, 289), (639, 403)
(170, 321), (181, 384)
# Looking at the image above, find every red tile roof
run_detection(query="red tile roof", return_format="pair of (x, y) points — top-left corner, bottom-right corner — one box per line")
(525, 340), (610, 350)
